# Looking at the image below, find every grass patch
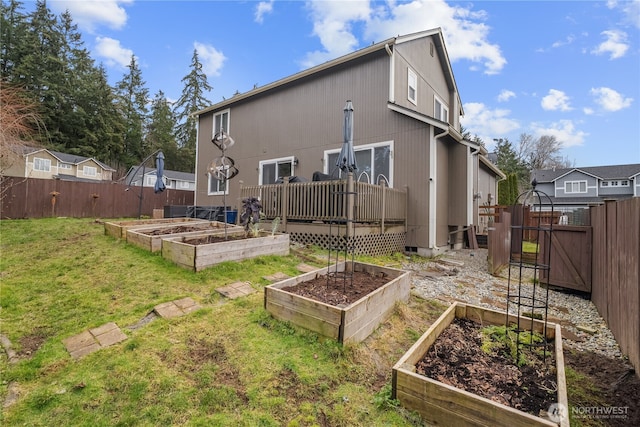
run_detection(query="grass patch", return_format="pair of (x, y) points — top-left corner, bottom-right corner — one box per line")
(0, 218), (442, 426)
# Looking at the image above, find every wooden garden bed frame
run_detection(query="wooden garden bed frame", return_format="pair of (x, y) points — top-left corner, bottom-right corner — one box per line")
(104, 218), (209, 239)
(126, 221), (243, 252)
(162, 231), (290, 271)
(264, 261), (411, 344)
(392, 302), (569, 427)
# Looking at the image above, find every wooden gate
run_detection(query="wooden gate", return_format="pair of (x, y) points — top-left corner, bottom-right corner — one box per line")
(539, 225), (592, 292)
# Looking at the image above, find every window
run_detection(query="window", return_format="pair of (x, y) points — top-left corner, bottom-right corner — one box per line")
(434, 96), (448, 123)
(83, 166), (96, 177)
(208, 173), (228, 195)
(59, 163), (72, 170)
(259, 157), (295, 185)
(145, 175), (156, 186)
(325, 141), (393, 186)
(213, 109), (230, 135)
(178, 181), (190, 189)
(407, 68), (417, 105)
(565, 180), (587, 193)
(33, 157), (51, 172)
(601, 180), (629, 187)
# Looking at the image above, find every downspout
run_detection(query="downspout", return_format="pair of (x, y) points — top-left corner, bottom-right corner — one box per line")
(429, 128), (449, 251)
(385, 43), (395, 103)
(193, 114), (200, 206)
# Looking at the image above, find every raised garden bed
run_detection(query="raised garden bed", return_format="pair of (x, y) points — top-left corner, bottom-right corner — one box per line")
(162, 231), (290, 271)
(104, 218), (209, 239)
(392, 302), (569, 427)
(126, 222), (243, 252)
(264, 261), (411, 344)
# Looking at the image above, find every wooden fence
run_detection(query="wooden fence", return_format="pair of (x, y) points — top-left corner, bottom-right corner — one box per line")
(590, 198), (639, 374)
(487, 198), (639, 373)
(1, 177), (194, 219)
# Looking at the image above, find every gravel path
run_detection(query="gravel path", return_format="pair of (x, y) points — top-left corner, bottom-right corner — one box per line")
(404, 248), (623, 359)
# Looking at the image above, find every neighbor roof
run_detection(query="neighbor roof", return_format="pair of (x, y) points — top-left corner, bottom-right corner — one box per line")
(23, 147), (115, 171)
(534, 164), (640, 183)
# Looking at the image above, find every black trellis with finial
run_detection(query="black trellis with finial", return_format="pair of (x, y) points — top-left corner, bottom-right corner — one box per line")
(506, 178), (555, 364)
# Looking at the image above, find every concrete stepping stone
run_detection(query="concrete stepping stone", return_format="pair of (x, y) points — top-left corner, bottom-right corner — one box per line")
(296, 263), (317, 273)
(63, 322), (127, 360)
(263, 272), (289, 282)
(153, 297), (201, 319)
(217, 281), (255, 299)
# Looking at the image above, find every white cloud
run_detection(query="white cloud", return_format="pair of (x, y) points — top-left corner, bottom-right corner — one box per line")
(460, 102), (520, 144)
(551, 34), (575, 49)
(255, 1), (274, 24)
(607, 0), (640, 29)
(541, 89), (572, 112)
(590, 87), (633, 112)
(49, 0), (131, 33)
(300, 0), (371, 68)
(194, 42), (226, 77)
(591, 30), (629, 59)
(301, 0), (506, 75)
(530, 120), (587, 148)
(497, 90), (515, 102)
(94, 37), (133, 68)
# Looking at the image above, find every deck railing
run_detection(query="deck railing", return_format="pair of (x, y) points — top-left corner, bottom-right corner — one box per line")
(239, 174), (406, 228)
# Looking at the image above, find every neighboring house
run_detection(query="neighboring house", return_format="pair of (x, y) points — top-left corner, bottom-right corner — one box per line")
(532, 163), (640, 211)
(193, 28), (504, 256)
(3, 147), (115, 182)
(124, 167), (196, 191)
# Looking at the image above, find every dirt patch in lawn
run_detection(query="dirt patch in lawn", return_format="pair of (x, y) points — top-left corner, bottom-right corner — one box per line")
(282, 270), (391, 306)
(415, 317), (558, 417)
(564, 350), (640, 426)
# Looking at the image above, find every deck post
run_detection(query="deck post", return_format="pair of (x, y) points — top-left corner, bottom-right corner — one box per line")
(281, 176), (289, 232)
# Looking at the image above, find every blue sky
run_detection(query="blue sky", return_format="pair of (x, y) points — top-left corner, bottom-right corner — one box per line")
(34, 0), (640, 167)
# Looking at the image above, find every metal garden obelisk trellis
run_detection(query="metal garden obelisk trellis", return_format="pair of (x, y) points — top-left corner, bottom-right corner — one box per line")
(506, 179), (555, 364)
(327, 100), (358, 292)
(209, 130), (239, 239)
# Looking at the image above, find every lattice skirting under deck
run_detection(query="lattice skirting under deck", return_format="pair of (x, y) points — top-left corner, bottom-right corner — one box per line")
(289, 231), (406, 256)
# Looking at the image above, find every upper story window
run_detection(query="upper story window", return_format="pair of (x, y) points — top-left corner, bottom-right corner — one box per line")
(83, 166), (97, 177)
(33, 157), (51, 172)
(325, 141), (393, 186)
(145, 175), (156, 186)
(601, 180), (629, 187)
(178, 181), (191, 189)
(407, 68), (417, 105)
(59, 163), (72, 170)
(565, 180), (587, 193)
(259, 157), (295, 185)
(434, 96), (448, 123)
(213, 109), (230, 135)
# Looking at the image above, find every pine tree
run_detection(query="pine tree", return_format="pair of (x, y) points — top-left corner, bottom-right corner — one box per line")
(173, 49), (213, 172)
(115, 55), (150, 169)
(146, 91), (180, 170)
(1, 0), (28, 80)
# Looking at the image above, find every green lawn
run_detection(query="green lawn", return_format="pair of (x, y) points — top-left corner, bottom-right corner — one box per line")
(0, 218), (442, 426)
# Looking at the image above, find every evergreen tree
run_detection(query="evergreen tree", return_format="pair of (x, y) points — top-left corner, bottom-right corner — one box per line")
(1, 0), (28, 80)
(173, 49), (213, 172)
(493, 138), (529, 191)
(115, 55), (149, 169)
(146, 90), (180, 170)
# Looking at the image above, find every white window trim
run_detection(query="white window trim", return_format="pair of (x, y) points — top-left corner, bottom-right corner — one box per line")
(212, 108), (231, 135)
(145, 175), (156, 186)
(258, 156), (296, 185)
(178, 181), (191, 189)
(407, 68), (417, 105)
(59, 163), (72, 170)
(207, 172), (229, 195)
(323, 140), (394, 187)
(565, 180), (587, 194)
(601, 179), (629, 187)
(33, 157), (51, 172)
(83, 165), (97, 177)
(434, 94), (448, 123)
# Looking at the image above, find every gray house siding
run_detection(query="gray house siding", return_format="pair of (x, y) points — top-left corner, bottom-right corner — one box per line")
(195, 29), (502, 255)
(555, 170), (598, 198)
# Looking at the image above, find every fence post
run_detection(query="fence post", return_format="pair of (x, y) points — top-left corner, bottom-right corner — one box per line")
(380, 180), (386, 233)
(347, 172), (355, 238)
